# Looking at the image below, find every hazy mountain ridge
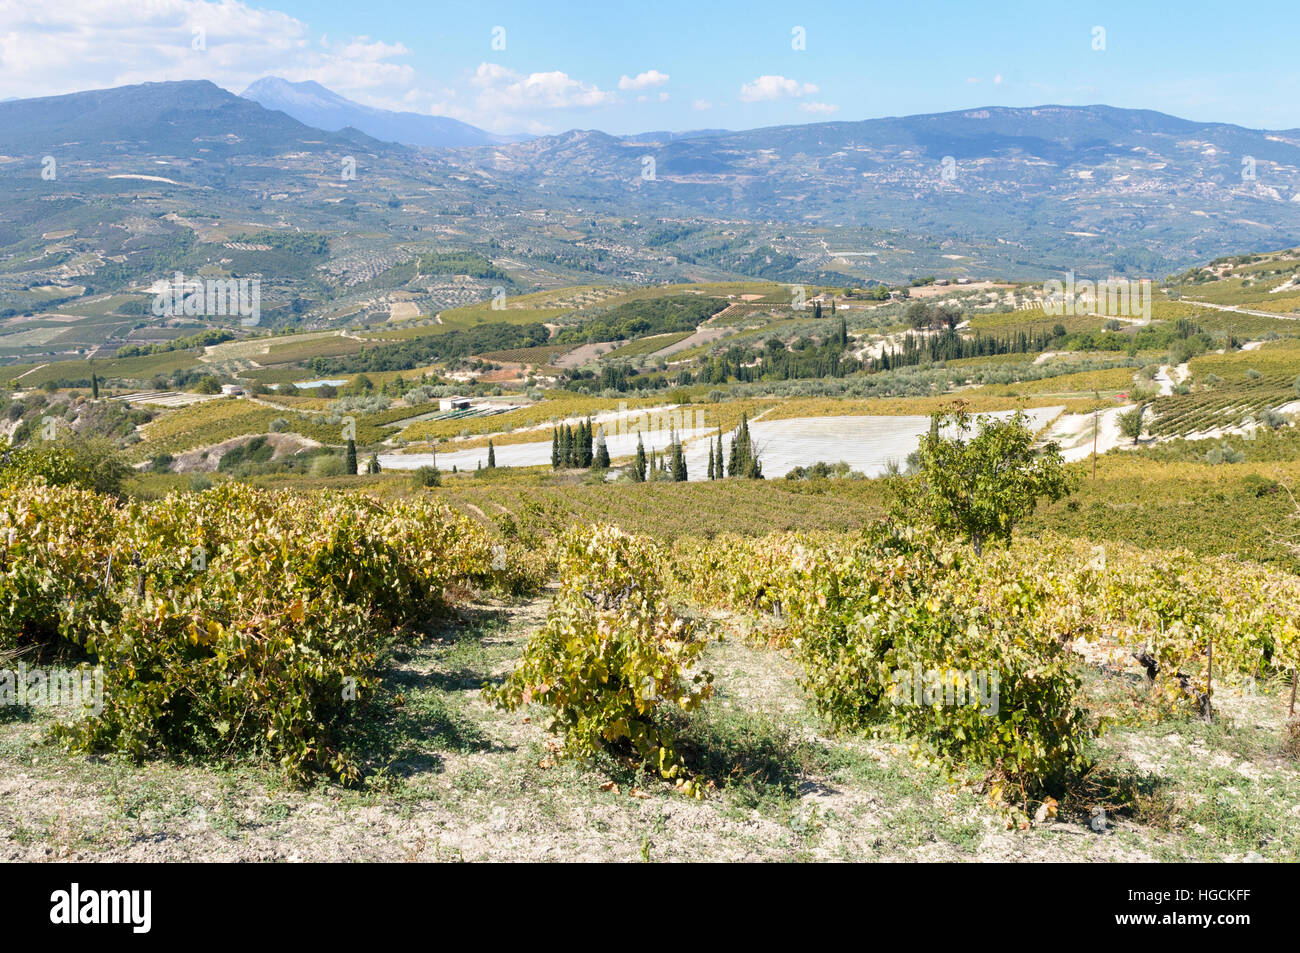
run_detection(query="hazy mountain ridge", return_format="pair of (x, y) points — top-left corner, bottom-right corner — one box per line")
(1, 82), (1299, 314)
(0, 80), (391, 160)
(241, 77), (516, 149)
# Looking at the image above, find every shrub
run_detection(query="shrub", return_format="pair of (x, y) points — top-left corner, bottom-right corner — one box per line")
(412, 465), (441, 488)
(487, 525), (713, 795)
(0, 481), (527, 782)
(668, 525), (1094, 800)
(0, 437), (131, 496)
(310, 454), (346, 478)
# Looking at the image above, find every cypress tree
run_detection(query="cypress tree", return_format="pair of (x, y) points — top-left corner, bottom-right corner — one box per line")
(584, 419), (594, 466)
(91, 374), (99, 400)
(707, 438), (715, 480)
(632, 432), (646, 482)
(345, 438), (358, 475)
(594, 427), (610, 469)
(670, 433), (687, 482)
(551, 429), (560, 469)
(487, 439), (496, 468)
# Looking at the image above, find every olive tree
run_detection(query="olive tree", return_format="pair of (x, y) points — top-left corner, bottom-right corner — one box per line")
(1118, 404), (1146, 445)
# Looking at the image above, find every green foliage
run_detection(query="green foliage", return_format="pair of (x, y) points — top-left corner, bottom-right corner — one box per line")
(0, 437), (131, 496)
(0, 481), (535, 783)
(788, 527), (1091, 798)
(665, 525), (1094, 800)
(631, 433), (647, 482)
(216, 437), (274, 473)
(1118, 404), (1146, 444)
(552, 295), (727, 346)
(415, 250), (506, 280)
(313, 322), (550, 375)
(785, 461), (860, 481)
(114, 327), (235, 359)
(726, 413), (762, 478)
(232, 230), (329, 256)
(897, 407), (1074, 554)
(487, 525), (713, 795)
(412, 465), (441, 488)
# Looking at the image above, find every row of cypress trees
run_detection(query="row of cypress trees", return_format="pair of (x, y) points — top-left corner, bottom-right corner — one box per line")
(551, 420), (610, 469)
(629, 430), (688, 482)
(705, 413), (762, 479)
(343, 438), (382, 475)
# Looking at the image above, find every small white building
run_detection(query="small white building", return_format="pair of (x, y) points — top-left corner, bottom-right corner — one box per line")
(221, 384), (245, 396)
(438, 396), (473, 412)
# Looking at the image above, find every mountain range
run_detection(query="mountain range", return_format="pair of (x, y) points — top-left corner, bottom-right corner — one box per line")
(1, 79), (1299, 297)
(241, 77), (516, 149)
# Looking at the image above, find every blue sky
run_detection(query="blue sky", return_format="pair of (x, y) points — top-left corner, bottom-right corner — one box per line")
(2, 0), (1298, 133)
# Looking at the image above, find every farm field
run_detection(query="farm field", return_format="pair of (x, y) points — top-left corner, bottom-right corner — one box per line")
(5, 209), (1300, 876)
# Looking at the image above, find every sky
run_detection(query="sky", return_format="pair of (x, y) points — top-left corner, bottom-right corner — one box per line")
(1, 0), (1298, 135)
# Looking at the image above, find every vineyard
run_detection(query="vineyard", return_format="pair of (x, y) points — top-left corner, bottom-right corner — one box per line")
(3, 458), (1298, 860)
(1147, 375), (1295, 436)
(0, 480), (545, 782)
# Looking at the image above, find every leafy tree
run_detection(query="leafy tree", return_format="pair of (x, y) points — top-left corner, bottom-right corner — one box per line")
(1118, 404), (1146, 445)
(897, 407), (1075, 555)
(366, 454), (381, 475)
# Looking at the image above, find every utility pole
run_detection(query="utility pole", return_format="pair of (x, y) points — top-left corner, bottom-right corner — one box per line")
(1092, 408), (1099, 480)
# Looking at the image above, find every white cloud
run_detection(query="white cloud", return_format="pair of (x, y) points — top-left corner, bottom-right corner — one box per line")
(799, 101), (838, 114)
(0, 2), (615, 135)
(0, 0), (418, 100)
(618, 69), (669, 91)
(692, 99), (713, 111)
(470, 62), (616, 112)
(994, 73), (1004, 85)
(739, 75), (819, 102)
(966, 77), (982, 84)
